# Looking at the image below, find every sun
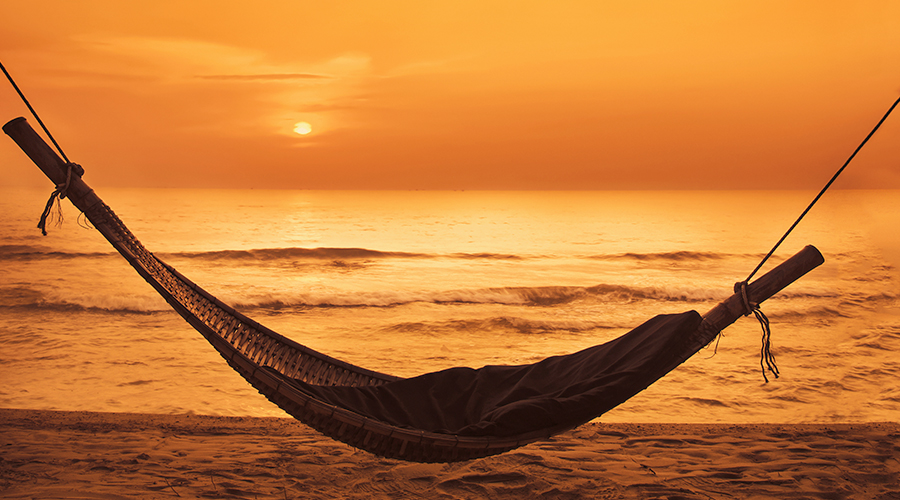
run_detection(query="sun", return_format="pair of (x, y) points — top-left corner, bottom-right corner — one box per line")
(293, 121), (312, 135)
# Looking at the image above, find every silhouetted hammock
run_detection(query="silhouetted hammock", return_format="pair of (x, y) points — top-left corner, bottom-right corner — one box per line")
(5, 117), (825, 463)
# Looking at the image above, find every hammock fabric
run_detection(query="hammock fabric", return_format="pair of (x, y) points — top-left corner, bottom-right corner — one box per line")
(289, 311), (702, 439)
(4, 116), (824, 463)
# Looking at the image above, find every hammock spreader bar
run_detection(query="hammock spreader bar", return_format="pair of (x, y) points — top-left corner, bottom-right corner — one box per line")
(4, 116), (825, 463)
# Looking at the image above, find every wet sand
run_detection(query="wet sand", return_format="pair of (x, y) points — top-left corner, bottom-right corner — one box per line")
(0, 409), (897, 499)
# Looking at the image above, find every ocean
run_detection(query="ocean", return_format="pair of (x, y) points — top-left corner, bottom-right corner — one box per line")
(1, 187), (898, 424)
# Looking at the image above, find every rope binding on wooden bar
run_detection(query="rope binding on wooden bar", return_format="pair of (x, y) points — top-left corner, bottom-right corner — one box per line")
(735, 280), (779, 382)
(37, 161), (83, 235)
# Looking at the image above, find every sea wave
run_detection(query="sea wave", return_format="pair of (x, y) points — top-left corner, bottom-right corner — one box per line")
(1, 282), (724, 313)
(382, 316), (620, 335)
(764, 306), (856, 321)
(0, 244), (523, 263)
(0, 244), (112, 260)
(4, 276), (888, 315)
(167, 247), (527, 262)
(224, 283), (735, 310)
(167, 247), (429, 261)
(6, 281), (885, 314)
(593, 251), (729, 261)
(0, 244), (779, 264)
(6, 243), (884, 278)
(589, 251), (765, 262)
(0, 286), (169, 313)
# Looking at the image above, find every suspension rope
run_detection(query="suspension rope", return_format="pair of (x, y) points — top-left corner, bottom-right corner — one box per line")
(738, 94), (899, 382)
(2, 59), (87, 235)
(0, 60), (71, 163)
(745, 95), (900, 283)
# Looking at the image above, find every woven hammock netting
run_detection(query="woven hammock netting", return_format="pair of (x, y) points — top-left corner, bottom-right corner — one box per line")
(74, 193), (718, 462)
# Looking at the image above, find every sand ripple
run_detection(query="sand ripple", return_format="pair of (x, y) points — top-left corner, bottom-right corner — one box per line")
(0, 409), (898, 499)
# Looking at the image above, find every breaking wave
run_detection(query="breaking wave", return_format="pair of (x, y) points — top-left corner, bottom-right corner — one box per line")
(0, 244), (112, 260)
(592, 251), (730, 261)
(168, 247), (429, 261)
(1, 282), (723, 313)
(3, 244), (772, 264)
(0, 244), (522, 262)
(5, 279), (884, 315)
(383, 316), (621, 335)
(226, 284), (729, 310)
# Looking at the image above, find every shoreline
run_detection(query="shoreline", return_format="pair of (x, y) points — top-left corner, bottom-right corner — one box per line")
(1, 409), (898, 499)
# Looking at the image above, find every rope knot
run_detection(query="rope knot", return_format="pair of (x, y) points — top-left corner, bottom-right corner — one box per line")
(37, 162), (82, 235)
(735, 280), (779, 382)
(734, 280), (757, 316)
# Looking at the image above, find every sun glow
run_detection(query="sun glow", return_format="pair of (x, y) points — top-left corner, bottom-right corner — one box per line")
(293, 121), (312, 135)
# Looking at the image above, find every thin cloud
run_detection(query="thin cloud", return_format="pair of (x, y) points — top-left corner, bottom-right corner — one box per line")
(197, 73), (331, 81)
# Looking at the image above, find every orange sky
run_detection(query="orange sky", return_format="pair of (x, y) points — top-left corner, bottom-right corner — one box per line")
(1, 1), (899, 190)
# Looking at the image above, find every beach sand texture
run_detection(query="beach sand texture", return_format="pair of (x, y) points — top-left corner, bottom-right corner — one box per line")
(1, 409), (898, 499)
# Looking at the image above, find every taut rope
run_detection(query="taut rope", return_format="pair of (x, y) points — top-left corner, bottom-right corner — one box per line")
(745, 95), (900, 283)
(2, 59), (84, 234)
(1, 60), (71, 162)
(739, 94), (900, 381)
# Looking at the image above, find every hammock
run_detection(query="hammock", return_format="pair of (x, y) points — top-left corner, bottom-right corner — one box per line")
(4, 117), (825, 463)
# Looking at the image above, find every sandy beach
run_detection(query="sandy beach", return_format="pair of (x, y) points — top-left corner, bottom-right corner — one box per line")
(0, 409), (896, 499)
